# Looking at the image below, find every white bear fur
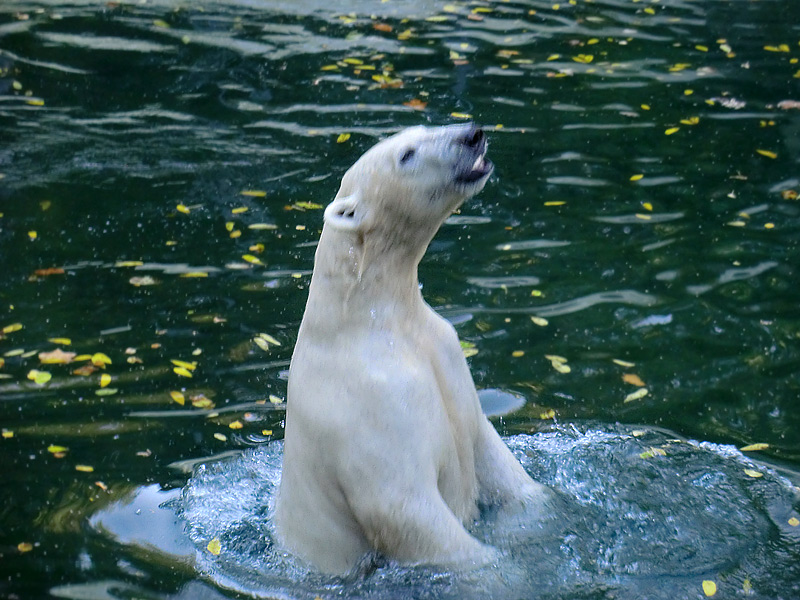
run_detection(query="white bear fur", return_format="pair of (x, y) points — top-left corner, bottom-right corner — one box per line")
(275, 124), (549, 574)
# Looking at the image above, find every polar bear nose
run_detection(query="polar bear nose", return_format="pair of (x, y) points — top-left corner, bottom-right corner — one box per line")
(456, 125), (486, 150)
(458, 126), (485, 149)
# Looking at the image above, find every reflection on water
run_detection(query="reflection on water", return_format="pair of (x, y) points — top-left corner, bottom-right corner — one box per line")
(2, 0), (800, 597)
(87, 425), (799, 600)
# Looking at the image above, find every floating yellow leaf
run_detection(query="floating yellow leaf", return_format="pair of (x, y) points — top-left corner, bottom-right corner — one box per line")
(213, 432), (227, 441)
(764, 44), (790, 52)
(702, 580), (717, 596)
(622, 373), (646, 387)
(544, 201), (566, 206)
(229, 420), (243, 430)
(531, 316), (549, 326)
(630, 174), (644, 181)
(740, 443), (769, 452)
(39, 348), (76, 364)
(91, 353), (112, 367)
(461, 340), (478, 358)
(789, 517), (799, 527)
(248, 223), (277, 230)
(641, 104), (651, 110)
(176, 204), (190, 214)
(665, 127), (680, 135)
(695, 45), (708, 52)
(2, 429), (13, 439)
(153, 19), (170, 28)
(572, 54), (594, 63)
(99, 373), (111, 388)
(640, 447), (667, 459)
(47, 337), (72, 345)
(232, 206), (248, 214)
(743, 468), (763, 478)
(47, 444), (68, 454)
(27, 370), (52, 385)
(170, 391), (185, 405)
(254, 337), (270, 352)
(450, 112), (473, 119)
(181, 271), (208, 278)
(540, 409), (556, 419)
(26, 99), (44, 107)
(257, 333), (281, 346)
(292, 201), (323, 210)
(75, 465), (94, 473)
(336, 133), (351, 143)
(512, 350), (525, 358)
(207, 538), (222, 555)
(174, 367), (193, 378)
(95, 388), (117, 396)
(115, 261), (143, 267)
(545, 355), (571, 373)
(756, 149), (777, 159)
(171, 359), (197, 371)
(2, 323), (23, 334)
(269, 395), (284, 404)
(242, 254), (263, 265)
(680, 116), (700, 125)
(18, 542), (33, 553)
(624, 388), (649, 403)
(240, 190), (267, 197)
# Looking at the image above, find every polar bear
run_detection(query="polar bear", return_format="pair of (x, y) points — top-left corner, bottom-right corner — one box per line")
(275, 124), (549, 574)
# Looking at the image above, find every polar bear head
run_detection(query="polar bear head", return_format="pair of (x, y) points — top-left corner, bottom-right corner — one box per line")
(323, 124), (493, 249)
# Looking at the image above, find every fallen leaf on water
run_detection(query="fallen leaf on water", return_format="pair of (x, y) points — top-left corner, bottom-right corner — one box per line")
(740, 442), (769, 452)
(240, 190), (267, 197)
(403, 98), (428, 110)
(171, 359), (197, 371)
(460, 340), (478, 358)
(450, 112), (473, 119)
(176, 204), (190, 214)
(512, 350), (525, 358)
(540, 409), (556, 419)
(756, 149), (778, 159)
(545, 355), (571, 373)
(702, 580), (717, 597)
(269, 395), (284, 404)
(39, 348), (76, 364)
(73, 364), (97, 376)
(572, 54), (594, 63)
(75, 465), (94, 473)
(2, 429), (13, 438)
(207, 538), (222, 555)
(95, 388), (117, 396)
(229, 420), (243, 429)
(630, 174), (644, 181)
(130, 276), (157, 286)
(47, 444), (68, 454)
(2, 323), (23, 334)
(664, 127), (680, 135)
(743, 468), (763, 478)
(531, 316), (549, 326)
(232, 206), (248, 214)
(789, 517), (799, 527)
(34, 268), (65, 276)
(48, 337), (71, 345)
(100, 373), (111, 388)
(18, 542), (33, 553)
(292, 201), (323, 210)
(622, 373), (646, 387)
(248, 223), (277, 230)
(624, 388), (649, 403)
(640, 447), (667, 459)
(213, 432), (227, 441)
(27, 370), (52, 385)
(373, 22), (392, 32)
(174, 367), (193, 378)
(242, 254), (263, 265)
(170, 391), (185, 405)
(254, 337), (270, 352)
(336, 133), (351, 143)
(181, 271), (209, 278)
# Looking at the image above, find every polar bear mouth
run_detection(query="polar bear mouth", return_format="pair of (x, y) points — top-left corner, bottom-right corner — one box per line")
(453, 127), (494, 185)
(455, 153), (494, 184)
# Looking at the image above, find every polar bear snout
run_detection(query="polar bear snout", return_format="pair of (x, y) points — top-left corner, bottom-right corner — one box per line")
(452, 125), (493, 186)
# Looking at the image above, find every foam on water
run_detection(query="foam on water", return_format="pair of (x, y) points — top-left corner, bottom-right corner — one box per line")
(174, 424), (800, 600)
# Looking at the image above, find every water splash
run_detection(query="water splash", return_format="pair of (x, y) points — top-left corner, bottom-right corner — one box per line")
(174, 424), (800, 599)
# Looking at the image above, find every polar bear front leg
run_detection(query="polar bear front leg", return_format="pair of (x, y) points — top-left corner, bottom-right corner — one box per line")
(340, 464), (498, 569)
(474, 417), (551, 509)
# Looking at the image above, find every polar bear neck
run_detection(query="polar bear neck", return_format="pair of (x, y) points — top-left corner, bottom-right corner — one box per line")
(306, 221), (440, 325)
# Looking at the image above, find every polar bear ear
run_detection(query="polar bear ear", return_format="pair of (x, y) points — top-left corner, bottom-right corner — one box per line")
(324, 193), (364, 232)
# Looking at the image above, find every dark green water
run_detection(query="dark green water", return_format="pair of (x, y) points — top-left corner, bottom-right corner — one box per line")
(1, 0), (799, 598)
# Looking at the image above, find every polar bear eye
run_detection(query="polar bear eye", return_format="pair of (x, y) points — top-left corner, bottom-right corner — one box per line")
(399, 148), (416, 165)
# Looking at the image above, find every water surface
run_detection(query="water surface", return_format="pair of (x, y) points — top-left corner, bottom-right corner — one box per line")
(1, 0), (799, 598)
